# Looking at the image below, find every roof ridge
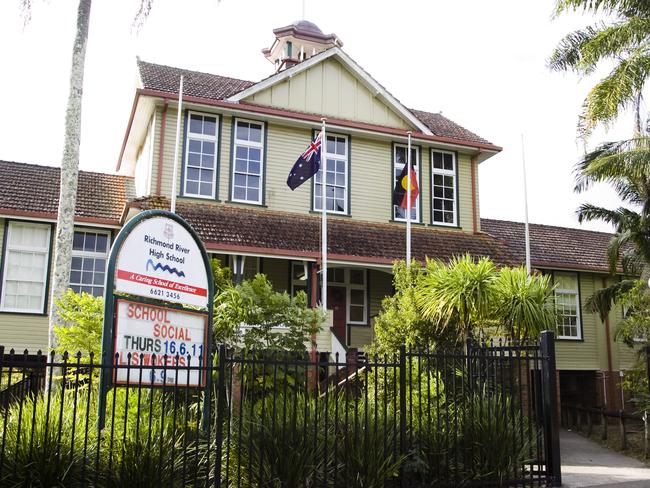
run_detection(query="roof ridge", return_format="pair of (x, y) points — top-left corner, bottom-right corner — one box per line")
(137, 58), (254, 85)
(481, 217), (615, 237)
(0, 160), (133, 179)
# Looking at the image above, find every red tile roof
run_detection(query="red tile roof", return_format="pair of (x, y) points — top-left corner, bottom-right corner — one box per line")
(0, 161), (133, 225)
(137, 59), (492, 147)
(131, 197), (518, 266)
(481, 218), (617, 273)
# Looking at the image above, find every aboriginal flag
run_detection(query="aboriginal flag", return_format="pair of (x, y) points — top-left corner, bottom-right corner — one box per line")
(392, 164), (419, 209)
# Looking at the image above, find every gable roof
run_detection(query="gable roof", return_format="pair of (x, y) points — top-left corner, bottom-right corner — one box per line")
(0, 161), (133, 225)
(136, 58), (495, 149)
(481, 218), (618, 273)
(130, 197), (518, 267)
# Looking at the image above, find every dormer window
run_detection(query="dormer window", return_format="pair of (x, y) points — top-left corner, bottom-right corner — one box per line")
(431, 150), (457, 226)
(393, 144), (420, 222)
(313, 134), (349, 214)
(183, 111), (219, 199)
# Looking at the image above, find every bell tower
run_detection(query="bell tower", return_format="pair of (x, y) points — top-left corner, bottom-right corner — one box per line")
(262, 21), (342, 73)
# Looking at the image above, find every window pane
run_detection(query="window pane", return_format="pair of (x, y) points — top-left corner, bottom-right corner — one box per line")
(350, 289), (365, 305)
(203, 117), (217, 136)
(73, 232), (84, 250)
(249, 124), (262, 143)
(349, 270), (365, 285)
(96, 234), (108, 253)
(349, 305), (364, 322)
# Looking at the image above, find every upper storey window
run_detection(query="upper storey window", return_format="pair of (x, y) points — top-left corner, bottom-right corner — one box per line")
(431, 150), (457, 226)
(314, 134), (349, 214)
(231, 119), (265, 204)
(183, 111), (218, 199)
(393, 144), (420, 222)
(554, 272), (582, 340)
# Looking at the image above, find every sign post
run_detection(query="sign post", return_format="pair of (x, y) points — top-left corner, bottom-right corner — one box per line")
(98, 210), (214, 430)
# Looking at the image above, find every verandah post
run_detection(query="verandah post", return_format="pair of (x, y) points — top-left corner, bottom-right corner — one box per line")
(540, 330), (561, 486)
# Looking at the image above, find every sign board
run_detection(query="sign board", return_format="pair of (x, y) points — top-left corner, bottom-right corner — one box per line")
(114, 216), (209, 308)
(98, 210), (214, 430)
(113, 299), (207, 387)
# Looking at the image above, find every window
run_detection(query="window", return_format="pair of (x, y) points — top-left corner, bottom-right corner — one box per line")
(184, 111), (218, 198)
(314, 134), (348, 214)
(70, 230), (109, 297)
(228, 255), (260, 281)
(393, 144), (420, 221)
(1, 222), (51, 313)
(431, 150), (457, 226)
(327, 268), (367, 324)
(291, 261), (309, 296)
(232, 119), (264, 204)
(554, 272), (581, 339)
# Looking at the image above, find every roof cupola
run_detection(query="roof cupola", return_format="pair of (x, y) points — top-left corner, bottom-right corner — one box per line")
(262, 20), (342, 72)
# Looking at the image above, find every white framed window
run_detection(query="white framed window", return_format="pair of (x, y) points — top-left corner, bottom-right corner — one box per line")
(554, 272), (581, 339)
(70, 230), (110, 297)
(183, 111), (218, 199)
(232, 119), (264, 204)
(1, 222), (51, 313)
(327, 268), (367, 324)
(291, 261), (309, 297)
(314, 134), (348, 214)
(393, 144), (420, 221)
(431, 150), (457, 226)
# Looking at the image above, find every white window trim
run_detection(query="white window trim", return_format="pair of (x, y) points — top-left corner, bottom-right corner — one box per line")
(291, 261), (309, 297)
(70, 228), (111, 297)
(183, 110), (219, 200)
(0, 221), (51, 314)
(555, 274), (582, 340)
(393, 144), (421, 222)
(231, 118), (265, 205)
(431, 149), (458, 227)
(314, 133), (349, 215)
(346, 269), (367, 325)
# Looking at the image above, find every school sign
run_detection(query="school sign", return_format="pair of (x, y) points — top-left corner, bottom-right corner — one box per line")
(98, 210), (214, 427)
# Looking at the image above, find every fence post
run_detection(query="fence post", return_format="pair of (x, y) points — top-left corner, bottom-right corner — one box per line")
(601, 409), (608, 440)
(644, 411), (649, 460)
(619, 411), (627, 450)
(399, 345), (407, 488)
(214, 344), (227, 488)
(540, 331), (561, 487)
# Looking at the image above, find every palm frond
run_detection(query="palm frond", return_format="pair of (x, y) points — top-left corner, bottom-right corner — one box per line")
(554, 0), (650, 17)
(577, 203), (632, 227)
(132, 0), (154, 33)
(578, 49), (650, 138)
(584, 279), (637, 320)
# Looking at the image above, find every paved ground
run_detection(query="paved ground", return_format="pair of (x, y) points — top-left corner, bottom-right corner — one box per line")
(561, 429), (650, 487)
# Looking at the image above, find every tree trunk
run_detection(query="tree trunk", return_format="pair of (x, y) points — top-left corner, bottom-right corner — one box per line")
(48, 0), (92, 352)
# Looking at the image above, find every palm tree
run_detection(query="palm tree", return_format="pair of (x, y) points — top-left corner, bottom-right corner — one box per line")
(549, 0), (650, 137)
(20, 1), (157, 351)
(572, 136), (650, 319)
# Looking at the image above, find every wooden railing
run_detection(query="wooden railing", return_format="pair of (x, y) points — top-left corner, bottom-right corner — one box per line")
(562, 403), (649, 458)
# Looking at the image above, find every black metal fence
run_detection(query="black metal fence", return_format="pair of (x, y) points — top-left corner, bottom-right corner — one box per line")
(0, 333), (561, 487)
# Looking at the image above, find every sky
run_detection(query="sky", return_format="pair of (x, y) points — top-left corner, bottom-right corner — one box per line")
(0, 0), (640, 232)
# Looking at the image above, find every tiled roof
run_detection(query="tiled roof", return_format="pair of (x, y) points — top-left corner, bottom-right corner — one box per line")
(138, 60), (255, 101)
(132, 197), (517, 266)
(481, 218), (617, 273)
(137, 59), (493, 147)
(410, 109), (491, 145)
(0, 161), (133, 224)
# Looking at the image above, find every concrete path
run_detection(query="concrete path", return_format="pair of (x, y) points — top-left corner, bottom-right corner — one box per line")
(561, 429), (650, 487)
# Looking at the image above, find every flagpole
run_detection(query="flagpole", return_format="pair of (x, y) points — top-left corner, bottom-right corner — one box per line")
(406, 131), (412, 266)
(321, 118), (328, 311)
(170, 75), (184, 214)
(521, 133), (531, 275)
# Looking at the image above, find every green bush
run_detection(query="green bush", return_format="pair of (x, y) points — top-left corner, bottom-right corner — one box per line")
(0, 388), (98, 487)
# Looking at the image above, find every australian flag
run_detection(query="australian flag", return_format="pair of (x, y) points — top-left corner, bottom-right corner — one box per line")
(287, 131), (322, 190)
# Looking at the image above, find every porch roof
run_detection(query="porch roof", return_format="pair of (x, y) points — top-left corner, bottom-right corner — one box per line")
(130, 197), (518, 267)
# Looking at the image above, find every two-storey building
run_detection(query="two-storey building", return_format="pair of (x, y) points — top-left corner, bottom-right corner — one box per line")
(0, 21), (638, 411)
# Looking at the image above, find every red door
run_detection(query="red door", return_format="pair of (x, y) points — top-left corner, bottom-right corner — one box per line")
(328, 286), (347, 343)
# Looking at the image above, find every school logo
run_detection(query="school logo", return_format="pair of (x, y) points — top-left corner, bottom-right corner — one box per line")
(146, 258), (186, 277)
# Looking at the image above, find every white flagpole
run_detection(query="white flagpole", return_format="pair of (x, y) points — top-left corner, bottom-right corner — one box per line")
(521, 134), (531, 275)
(406, 131), (412, 266)
(321, 118), (328, 311)
(170, 75), (184, 214)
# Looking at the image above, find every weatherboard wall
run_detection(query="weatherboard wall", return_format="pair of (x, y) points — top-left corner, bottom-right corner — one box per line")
(148, 105), (478, 232)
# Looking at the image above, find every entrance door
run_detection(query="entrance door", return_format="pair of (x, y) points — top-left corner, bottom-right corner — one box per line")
(328, 285), (347, 343)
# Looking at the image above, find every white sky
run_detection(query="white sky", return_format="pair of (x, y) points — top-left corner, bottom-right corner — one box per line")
(0, 0), (641, 232)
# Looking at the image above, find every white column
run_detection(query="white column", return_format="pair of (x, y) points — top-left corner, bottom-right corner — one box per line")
(170, 75), (184, 213)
